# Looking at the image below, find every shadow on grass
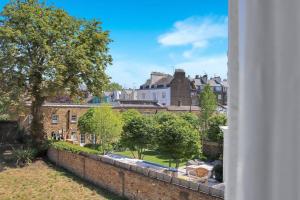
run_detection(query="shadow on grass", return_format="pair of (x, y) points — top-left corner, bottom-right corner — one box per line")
(44, 158), (127, 200)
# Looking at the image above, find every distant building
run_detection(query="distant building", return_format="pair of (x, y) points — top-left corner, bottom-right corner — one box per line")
(190, 75), (228, 106)
(170, 69), (192, 106)
(119, 89), (137, 101)
(137, 72), (172, 106)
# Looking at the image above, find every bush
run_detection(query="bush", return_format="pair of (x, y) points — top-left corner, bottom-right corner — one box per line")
(212, 164), (223, 182)
(207, 114), (227, 143)
(12, 147), (38, 167)
(51, 141), (100, 155)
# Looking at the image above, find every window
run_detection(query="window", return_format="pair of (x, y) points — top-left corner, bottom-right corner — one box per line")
(142, 93), (146, 99)
(152, 93), (157, 101)
(162, 92), (166, 99)
(215, 86), (222, 92)
(51, 114), (59, 124)
(70, 115), (77, 123)
(28, 115), (33, 125)
(91, 134), (96, 144)
(218, 94), (222, 100)
(80, 134), (85, 144)
(71, 131), (77, 141)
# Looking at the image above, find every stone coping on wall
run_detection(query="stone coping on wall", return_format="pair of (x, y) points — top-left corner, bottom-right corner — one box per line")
(53, 149), (224, 199)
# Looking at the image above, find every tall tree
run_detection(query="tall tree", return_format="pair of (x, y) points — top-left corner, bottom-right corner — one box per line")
(199, 85), (217, 142)
(120, 115), (156, 159)
(156, 116), (200, 168)
(78, 105), (123, 154)
(0, 0), (112, 144)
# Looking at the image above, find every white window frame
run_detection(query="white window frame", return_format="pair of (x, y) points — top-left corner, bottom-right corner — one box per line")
(162, 92), (166, 99)
(80, 133), (85, 145)
(71, 131), (77, 141)
(51, 114), (59, 124)
(70, 114), (77, 123)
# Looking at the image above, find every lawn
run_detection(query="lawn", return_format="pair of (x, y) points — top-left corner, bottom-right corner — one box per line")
(0, 156), (124, 200)
(114, 150), (187, 168)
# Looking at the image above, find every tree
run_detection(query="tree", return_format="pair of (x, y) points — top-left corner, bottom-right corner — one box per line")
(0, 0), (112, 145)
(199, 85), (217, 142)
(179, 112), (200, 130)
(120, 115), (156, 159)
(207, 114), (227, 144)
(156, 117), (201, 168)
(121, 109), (141, 124)
(105, 82), (123, 91)
(78, 105), (123, 154)
(154, 111), (177, 124)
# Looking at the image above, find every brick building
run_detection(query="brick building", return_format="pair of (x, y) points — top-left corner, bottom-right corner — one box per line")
(170, 69), (192, 106)
(21, 101), (199, 146)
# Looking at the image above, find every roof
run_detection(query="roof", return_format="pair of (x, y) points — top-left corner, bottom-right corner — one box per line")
(167, 106), (200, 111)
(141, 73), (173, 88)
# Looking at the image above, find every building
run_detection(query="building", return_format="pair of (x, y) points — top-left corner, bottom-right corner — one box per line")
(137, 72), (172, 106)
(170, 69), (192, 106)
(190, 75), (228, 106)
(20, 102), (199, 146)
(119, 89), (137, 101)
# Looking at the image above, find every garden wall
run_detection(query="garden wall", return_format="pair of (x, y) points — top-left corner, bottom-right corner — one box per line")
(47, 148), (223, 200)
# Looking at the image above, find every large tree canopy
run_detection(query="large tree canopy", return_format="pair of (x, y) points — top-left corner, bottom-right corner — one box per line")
(0, 0), (112, 143)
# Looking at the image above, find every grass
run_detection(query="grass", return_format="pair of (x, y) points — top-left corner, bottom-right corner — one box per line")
(0, 150), (124, 200)
(114, 150), (187, 168)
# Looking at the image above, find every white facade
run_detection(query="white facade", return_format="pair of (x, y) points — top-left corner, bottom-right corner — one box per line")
(137, 88), (170, 106)
(119, 89), (137, 100)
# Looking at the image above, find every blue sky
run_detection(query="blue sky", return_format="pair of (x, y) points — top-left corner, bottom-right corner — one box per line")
(0, 0), (228, 88)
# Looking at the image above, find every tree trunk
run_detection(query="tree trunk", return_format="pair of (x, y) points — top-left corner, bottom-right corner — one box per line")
(31, 95), (45, 146)
(175, 160), (180, 169)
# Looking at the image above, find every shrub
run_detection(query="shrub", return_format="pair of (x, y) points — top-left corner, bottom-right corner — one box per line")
(207, 114), (227, 143)
(12, 147), (38, 167)
(51, 141), (100, 155)
(212, 164), (223, 182)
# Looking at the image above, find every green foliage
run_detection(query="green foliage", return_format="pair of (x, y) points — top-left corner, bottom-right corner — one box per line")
(156, 116), (201, 168)
(154, 112), (177, 124)
(179, 112), (200, 130)
(120, 115), (156, 159)
(105, 82), (123, 91)
(78, 105), (123, 154)
(207, 114), (227, 143)
(0, 0), (112, 142)
(199, 85), (217, 144)
(121, 109), (141, 124)
(12, 147), (38, 167)
(51, 141), (100, 155)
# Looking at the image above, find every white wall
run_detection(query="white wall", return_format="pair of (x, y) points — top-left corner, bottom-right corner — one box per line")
(228, 0), (300, 200)
(137, 88), (170, 106)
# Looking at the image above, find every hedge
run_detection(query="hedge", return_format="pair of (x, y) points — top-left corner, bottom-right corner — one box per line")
(50, 141), (100, 155)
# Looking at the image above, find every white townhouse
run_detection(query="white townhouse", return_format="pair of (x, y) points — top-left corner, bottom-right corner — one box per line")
(137, 72), (172, 106)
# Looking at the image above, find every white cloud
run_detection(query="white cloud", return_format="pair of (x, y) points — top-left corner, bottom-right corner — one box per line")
(108, 54), (228, 89)
(158, 16), (228, 49)
(175, 54), (228, 78)
(107, 60), (173, 89)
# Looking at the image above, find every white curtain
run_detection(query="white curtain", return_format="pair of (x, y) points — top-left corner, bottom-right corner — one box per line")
(227, 0), (300, 200)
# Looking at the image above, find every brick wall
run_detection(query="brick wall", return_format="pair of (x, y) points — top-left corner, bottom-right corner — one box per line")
(170, 70), (192, 106)
(48, 148), (224, 200)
